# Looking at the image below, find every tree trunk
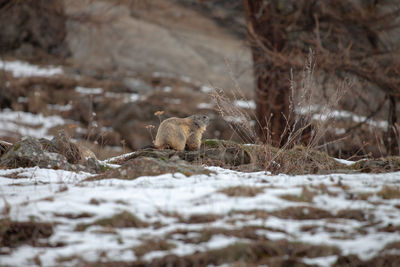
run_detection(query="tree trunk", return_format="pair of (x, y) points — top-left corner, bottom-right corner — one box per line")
(243, 0), (291, 147)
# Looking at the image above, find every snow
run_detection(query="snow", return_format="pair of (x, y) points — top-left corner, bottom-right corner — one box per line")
(234, 99), (256, 110)
(201, 85), (213, 93)
(1, 164), (400, 265)
(163, 86), (172, 92)
(297, 105), (388, 129)
(104, 91), (141, 103)
(0, 60), (63, 77)
(302, 255), (338, 267)
(75, 86), (103, 95)
(334, 158), (356, 166)
(47, 103), (73, 112)
(0, 109), (68, 139)
(222, 115), (247, 124)
(197, 102), (214, 109)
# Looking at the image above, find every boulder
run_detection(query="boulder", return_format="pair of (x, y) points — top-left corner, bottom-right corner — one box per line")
(0, 136), (72, 170)
(0, 135), (105, 173)
(106, 142), (252, 168)
(87, 157), (212, 181)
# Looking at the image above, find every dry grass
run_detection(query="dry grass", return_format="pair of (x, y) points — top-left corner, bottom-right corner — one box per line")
(280, 186), (317, 202)
(75, 211), (148, 231)
(210, 50), (349, 174)
(377, 186), (400, 199)
(183, 213), (221, 224)
(0, 218), (54, 248)
(133, 239), (176, 258)
(53, 212), (94, 219)
(272, 206), (334, 220)
(219, 186), (264, 197)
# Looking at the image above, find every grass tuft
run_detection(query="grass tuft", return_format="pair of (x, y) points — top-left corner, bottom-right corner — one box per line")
(75, 211), (148, 231)
(219, 186), (264, 197)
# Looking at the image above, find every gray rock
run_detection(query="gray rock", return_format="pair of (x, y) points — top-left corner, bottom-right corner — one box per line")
(0, 137), (72, 170)
(0, 135), (107, 174)
(106, 145), (252, 168)
(87, 156), (212, 181)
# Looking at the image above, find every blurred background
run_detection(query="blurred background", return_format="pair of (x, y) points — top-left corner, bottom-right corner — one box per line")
(1, 0), (399, 160)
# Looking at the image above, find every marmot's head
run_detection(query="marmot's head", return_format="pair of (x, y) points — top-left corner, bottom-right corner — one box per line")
(191, 114), (210, 128)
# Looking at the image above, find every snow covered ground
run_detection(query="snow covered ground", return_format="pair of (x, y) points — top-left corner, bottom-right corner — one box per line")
(0, 60), (63, 78)
(1, 59), (399, 266)
(1, 165), (400, 266)
(0, 109), (68, 139)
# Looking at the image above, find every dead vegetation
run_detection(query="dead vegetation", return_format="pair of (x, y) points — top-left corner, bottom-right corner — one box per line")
(377, 185), (400, 199)
(82, 240), (340, 267)
(219, 185), (264, 197)
(75, 211), (149, 232)
(279, 186), (317, 202)
(244, 0), (400, 158)
(134, 239), (176, 258)
(0, 218), (54, 248)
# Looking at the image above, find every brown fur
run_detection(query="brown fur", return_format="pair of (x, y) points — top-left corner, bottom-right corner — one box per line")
(154, 115), (209, 151)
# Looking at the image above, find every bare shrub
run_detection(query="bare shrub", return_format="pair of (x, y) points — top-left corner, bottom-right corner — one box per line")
(210, 50), (349, 174)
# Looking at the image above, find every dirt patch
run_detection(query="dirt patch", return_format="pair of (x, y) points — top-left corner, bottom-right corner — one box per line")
(272, 206), (334, 220)
(377, 185), (400, 199)
(383, 241), (400, 250)
(219, 186), (264, 197)
(134, 239), (176, 258)
(183, 213), (221, 224)
(0, 218), (53, 248)
(144, 240), (339, 267)
(273, 207), (370, 221)
(54, 212), (94, 219)
(75, 211), (148, 231)
(334, 254), (400, 267)
(233, 209), (270, 220)
(379, 224), (400, 233)
(170, 226), (286, 244)
(279, 186), (317, 202)
(336, 209), (371, 222)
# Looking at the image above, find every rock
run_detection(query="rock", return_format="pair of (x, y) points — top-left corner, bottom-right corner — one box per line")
(64, 0), (253, 93)
(351, 157), (400, 173)
(105, 141), (252, 169)
(0, 0), (68, 59)
(0, 136), (72, 170)
(87, 157), (212, 181)
(0, 140), (13, 157)
(0, 135), (106, 173)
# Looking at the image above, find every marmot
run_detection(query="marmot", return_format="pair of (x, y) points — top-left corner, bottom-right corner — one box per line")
(154, 115), (209, 151)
